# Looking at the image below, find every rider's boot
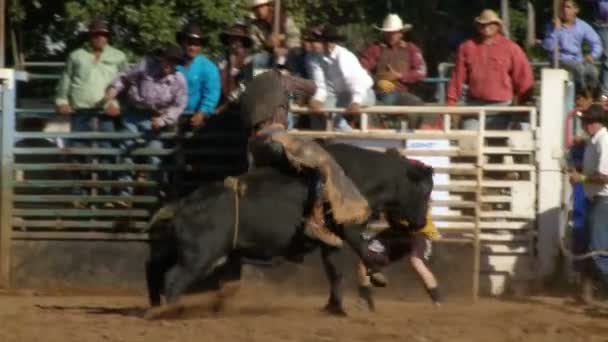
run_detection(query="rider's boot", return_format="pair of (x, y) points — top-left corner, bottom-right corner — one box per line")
(304, 202), (343, 248)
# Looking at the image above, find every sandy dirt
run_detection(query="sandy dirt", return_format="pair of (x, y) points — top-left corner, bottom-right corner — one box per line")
(0, 286), (606, 342)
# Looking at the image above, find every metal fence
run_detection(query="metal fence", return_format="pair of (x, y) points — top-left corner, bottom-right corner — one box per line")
(0, 66), (540, 299)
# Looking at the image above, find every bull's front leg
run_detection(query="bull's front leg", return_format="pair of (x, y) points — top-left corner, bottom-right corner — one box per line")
(320, 245), (346, 316)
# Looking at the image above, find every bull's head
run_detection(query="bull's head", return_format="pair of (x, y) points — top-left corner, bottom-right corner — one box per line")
(385, 149), (434, 230)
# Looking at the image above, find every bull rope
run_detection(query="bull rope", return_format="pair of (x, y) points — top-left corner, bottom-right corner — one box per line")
(224, 176), (243, 248)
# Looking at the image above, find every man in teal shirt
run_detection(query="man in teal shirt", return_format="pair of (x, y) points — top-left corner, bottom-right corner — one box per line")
(55, 19), (128, 203)
(176, 23), (221, 128)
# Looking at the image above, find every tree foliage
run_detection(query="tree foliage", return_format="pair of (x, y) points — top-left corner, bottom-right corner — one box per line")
(7, 0), (602, 72)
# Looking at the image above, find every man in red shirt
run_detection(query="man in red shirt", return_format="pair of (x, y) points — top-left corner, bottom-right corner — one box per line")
(360, 14), (433, 129)
(447, 9), (534, 130)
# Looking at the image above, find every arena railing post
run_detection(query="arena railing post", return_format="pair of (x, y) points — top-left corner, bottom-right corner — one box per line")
(0, 69), (18, 288)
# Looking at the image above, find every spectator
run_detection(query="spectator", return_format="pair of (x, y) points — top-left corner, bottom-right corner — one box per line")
(54, 19), (128, 205)
(569, 104), (608, 287)
(543, 0), (602, 95)
(586, 0), (608, 98)
(216, 23), (255, 114)
(102, 43), (187, 206)
(284, 25), (322, 79)
(248, 0), (301, 71)
(307, 25), (375, 131)
(176, 22), (221, 128)
(447, 9), (534, 130)
(360, 14), (431, 129)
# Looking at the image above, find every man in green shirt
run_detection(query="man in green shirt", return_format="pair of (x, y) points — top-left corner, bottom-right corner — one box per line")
(55, 19), (128, 204)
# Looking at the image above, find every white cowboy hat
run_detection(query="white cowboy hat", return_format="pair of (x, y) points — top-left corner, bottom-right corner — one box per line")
(249, 0), (274, 8)
(374, 14), (412, 32)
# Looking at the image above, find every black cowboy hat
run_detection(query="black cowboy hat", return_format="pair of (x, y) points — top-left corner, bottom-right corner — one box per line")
(87, 19), (111, 36)
(155, 43), (186, 65)
(220, 23), (254, 48)
(176, 22), (208, 45)
(302, 25), (323, 42)
(317, 25), (346, 42)
(577, 103), (607, 123)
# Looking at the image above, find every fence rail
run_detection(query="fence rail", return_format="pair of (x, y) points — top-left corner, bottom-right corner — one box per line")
(0, 67), (540, 299)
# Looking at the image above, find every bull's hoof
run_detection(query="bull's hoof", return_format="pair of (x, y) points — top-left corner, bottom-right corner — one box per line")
(143, 304), (185, 320)
(322, 303), (347, 317)
(149, 298), (162, 307)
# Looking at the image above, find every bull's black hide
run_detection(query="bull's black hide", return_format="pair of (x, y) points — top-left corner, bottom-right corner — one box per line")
(147, 143), (434, 315)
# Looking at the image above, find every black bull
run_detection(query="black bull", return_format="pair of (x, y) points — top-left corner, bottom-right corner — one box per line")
(146, 143), (434, 315)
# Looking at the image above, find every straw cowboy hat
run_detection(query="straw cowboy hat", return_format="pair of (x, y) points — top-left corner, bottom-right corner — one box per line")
(248, 0), (274, 8)
(474, 9), (503, 26)
(374, 14), (412, 32)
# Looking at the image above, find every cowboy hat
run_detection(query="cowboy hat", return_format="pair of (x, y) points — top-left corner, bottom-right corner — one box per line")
(220, 23), (254, 48)
(248, 0), (274, 8)
(474, 9), (503, 26)
(577, 103), (607, 123)
(302, 25), (323, 42)
(176, 22), (207, 45)
(374, 14), (412, 32)
(316, 25), (346, 43)
(87, 19), (111, 35)
(155, 43), (186, 65)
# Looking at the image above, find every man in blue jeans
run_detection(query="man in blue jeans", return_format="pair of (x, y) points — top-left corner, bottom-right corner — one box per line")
(176, 23), (221, 128)
(586, 0), (608, 98)
(102, 44), (187, 207)
(569, 104), (608, 285)
(55, 20), (128, 206)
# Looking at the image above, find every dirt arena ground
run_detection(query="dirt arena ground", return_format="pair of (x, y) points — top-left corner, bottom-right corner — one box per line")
(0, 286), (606, 342)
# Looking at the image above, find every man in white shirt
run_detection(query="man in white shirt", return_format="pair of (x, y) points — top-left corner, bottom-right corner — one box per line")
(307, 25), (375, 131)
(570, 103), (608, 283)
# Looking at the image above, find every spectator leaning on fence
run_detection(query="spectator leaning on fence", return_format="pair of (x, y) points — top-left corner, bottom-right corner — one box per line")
(569, 103), (608, 286)
(216, 23), (255, 115)
(101, 43), (187, 205)
(175, 22), (221, 129)
(307, 25), (376, 131)
(447, 9), (534, 130)
(360, 13), (432, 129)
(543, 0), (603, 95)
(586, 0), (608, 99)
(248, 0), (301, 71)
(54, 19), (128, 204)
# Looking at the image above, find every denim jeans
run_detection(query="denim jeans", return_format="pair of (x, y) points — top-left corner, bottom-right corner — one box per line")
(586, 196), (608, 275)
(117, 111), (164, 196)
(460, 99), (513, 130)
(69, 111), (117, 195)
(309, 89), (376, 131)
(561, 60), (600, 93)
(377, 90), (432, 129)
(596, 25), (608, 96)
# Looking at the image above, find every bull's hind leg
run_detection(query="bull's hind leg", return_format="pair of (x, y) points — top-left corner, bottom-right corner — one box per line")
(213, 256), (243, 312)
(320, 245), (346, 316)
